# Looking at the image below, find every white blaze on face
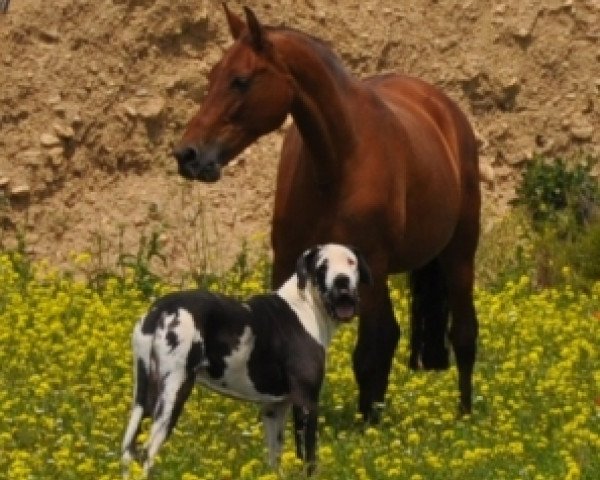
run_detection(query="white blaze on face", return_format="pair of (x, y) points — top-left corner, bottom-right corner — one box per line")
(316, 244), (360, 291)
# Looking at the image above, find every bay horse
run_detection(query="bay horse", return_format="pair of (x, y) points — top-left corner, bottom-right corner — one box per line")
(173, 6), (480, 422)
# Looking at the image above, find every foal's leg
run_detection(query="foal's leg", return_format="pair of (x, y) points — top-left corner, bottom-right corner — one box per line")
(122, 322), (154, 474)
(292, 403), (319, 475)
(261, 402), (290, 468)
(352, 281), (400, 423)
(143, 373), (194, 475)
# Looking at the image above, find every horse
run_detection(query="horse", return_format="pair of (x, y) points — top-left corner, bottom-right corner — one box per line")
(173, 5), (480, 421)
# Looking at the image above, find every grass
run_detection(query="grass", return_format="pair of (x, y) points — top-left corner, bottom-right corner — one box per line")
(0, 251), (599, 480)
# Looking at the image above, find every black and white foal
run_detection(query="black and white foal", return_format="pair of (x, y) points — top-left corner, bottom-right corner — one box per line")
(121, 243), (371, 476)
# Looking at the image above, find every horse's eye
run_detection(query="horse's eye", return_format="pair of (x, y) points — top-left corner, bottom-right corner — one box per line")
(230, 75), (251, 93)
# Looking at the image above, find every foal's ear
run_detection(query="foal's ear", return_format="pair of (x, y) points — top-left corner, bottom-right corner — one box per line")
(243, 6), (266, 52)
(352, 248), (373, 286)
(296, 246), (320, 291)
(223, 3), (245, 40)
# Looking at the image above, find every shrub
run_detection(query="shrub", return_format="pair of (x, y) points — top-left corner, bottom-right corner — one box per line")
(513, 154), (599, 235)
(510, 154), (600, 287)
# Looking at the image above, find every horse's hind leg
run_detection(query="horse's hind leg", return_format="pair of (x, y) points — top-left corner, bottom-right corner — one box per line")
(409, 260), (450, 371)
(352, 280), (400, 423)
(441, 206), (480, 415)
(443, 257), (478, 415)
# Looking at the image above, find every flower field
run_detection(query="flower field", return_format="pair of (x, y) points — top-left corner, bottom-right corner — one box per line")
(1, 253), (599, 479)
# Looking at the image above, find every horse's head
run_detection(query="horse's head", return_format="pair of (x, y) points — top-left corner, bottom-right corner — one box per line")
(173, 5), (294, 182)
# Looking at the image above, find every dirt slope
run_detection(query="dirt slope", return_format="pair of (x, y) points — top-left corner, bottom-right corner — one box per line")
(1, 0), (599, 276)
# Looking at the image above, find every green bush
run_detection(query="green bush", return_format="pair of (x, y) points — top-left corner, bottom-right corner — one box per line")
(513, 154), (599, 234)
(510, 154), (600, 287)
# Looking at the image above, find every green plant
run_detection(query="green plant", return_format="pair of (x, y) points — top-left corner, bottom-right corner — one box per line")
(565, 222), (600, 282)
(2, 252), (599, 480)
(513, 154), (600, 235)
(509, 154), (600, 288)
(476, 210), (535, 291)
(117, 230), (166, 299)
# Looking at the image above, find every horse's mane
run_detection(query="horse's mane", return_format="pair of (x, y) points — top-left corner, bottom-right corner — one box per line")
(267, 25), (351, 84)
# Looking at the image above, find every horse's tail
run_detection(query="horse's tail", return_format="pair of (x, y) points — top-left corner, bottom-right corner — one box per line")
(408, 259), (450, 370)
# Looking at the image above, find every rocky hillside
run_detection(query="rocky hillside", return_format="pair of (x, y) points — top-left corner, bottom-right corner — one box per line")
(1, 0), (599, 275)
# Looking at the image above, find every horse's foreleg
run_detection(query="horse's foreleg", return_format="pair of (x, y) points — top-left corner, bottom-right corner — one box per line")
(352, 282), (400, 423)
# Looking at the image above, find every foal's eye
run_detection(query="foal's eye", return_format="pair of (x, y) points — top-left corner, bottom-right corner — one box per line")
(230, 75), (252, 93)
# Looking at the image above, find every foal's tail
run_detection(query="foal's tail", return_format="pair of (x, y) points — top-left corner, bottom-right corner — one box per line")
(121, 319), (156, 466)
(408, 259), (450, 370)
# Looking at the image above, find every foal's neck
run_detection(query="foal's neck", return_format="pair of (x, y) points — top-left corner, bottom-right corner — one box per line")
(272, 30), (360, 188)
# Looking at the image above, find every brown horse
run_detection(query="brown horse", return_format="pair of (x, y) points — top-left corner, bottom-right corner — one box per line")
(174, 6), (480, 422)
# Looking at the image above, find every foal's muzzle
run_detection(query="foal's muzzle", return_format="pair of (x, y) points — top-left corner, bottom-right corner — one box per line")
(173, 144), (222, 183)
(326, 275), (359, 322)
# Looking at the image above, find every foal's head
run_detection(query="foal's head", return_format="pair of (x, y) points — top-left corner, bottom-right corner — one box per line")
(173, 6), (293, 182)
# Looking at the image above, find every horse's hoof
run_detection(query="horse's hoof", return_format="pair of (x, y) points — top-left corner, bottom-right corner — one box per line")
(408, 354), (423, 371)
(361, 402), (385, 425)
(457, 402), (472, 417)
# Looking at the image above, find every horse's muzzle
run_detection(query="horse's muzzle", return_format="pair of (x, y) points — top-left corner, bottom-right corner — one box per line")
(173, 145), (222, 183)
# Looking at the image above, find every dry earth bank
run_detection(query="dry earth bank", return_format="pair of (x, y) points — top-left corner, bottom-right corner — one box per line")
(1, 0), (599, 276)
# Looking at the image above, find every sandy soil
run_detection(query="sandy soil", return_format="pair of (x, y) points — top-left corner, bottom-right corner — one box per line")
(1, 0), (599, 276)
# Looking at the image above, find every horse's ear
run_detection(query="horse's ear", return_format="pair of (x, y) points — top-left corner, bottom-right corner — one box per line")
(243, 6), (266, 51)
(223, 3), (245, 40)
(352, 247), (373, 286)
(296, 246), (320, 291)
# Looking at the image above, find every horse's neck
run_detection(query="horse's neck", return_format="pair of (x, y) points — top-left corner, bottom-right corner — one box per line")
(273, 32), (359, 187)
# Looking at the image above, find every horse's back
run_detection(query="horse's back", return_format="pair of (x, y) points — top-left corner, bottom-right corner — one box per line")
(365, 73), (478, 170)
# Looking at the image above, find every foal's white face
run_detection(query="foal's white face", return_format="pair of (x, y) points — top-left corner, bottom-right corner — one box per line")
(300, 244), (371, 322)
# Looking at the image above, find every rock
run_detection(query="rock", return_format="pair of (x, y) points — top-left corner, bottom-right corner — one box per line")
(47, 147), (64, 166)
(47, 95), (62, 106)
(71, 113), (83, 126)
(53, 123), (75, 139)
(0, 177), (9, 188)
(570, 120), (594, 141)
(479, 163), (495, 186)
(495, 165), (513, 180)
(124, 104), (137, 118)
(495, 76), (521, 111)
(40, 133), (61, 147)
(42, 169), (55, 183)
(137, 97), (165, 120)
(40, 29), (60, 43)
(22, 150), (43, 166)
(10, 185), (30, 197)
